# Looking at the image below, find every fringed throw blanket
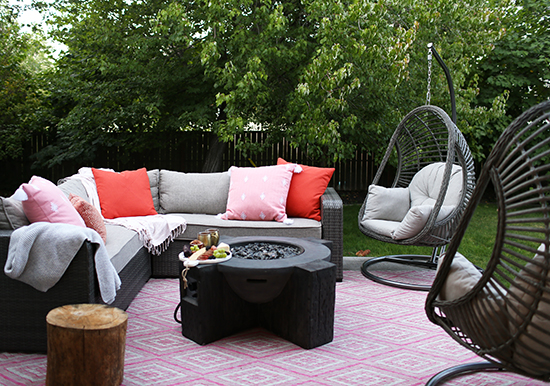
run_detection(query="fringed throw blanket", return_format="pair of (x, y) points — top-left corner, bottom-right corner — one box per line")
(5, 222), (121, 304)
(66, 168), (186, 255)
(104, 215), (186, 256)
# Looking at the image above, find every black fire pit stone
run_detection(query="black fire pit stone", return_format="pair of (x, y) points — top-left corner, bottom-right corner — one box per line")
(178, 236), (336, 349)
(230, 242), (301, 260)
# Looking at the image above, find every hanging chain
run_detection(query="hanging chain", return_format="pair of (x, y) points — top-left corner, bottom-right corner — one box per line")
(426, 44), (433, 105)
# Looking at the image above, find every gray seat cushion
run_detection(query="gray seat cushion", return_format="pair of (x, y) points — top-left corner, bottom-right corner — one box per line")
(170, 213), (322, 240)
(104, 224), (144, 272)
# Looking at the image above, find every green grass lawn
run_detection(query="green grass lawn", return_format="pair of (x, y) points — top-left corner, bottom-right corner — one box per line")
(344, 201), (498, 268)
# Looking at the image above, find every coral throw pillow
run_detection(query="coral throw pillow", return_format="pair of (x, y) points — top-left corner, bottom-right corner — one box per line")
(92, 168), (157, 219)
(220, 164), (301, 223)
(69, 193), (107, 243)
(277, 158), (334, 221)
(13, 176), (86, 227)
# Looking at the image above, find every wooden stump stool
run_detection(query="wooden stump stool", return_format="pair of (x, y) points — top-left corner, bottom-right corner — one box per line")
(46, 304), (128, 386)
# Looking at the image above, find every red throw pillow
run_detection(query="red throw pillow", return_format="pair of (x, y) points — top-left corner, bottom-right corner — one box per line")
(277, 158), (335, 221)
(69, 193), (107, 243)
(92, 168), (157, 219)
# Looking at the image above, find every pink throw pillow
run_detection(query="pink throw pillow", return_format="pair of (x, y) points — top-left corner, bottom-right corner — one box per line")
(220, 164), (301, 223)
(69, 193), (107, 243)
(15, 176), (86, 227)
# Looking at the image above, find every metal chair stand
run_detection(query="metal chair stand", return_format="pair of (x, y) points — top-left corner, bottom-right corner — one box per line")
(360, 246), (441, 291)
(426, 362), (504, 385)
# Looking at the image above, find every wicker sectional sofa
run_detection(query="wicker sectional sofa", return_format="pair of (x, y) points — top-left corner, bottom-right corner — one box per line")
(0, 168), (343, 353)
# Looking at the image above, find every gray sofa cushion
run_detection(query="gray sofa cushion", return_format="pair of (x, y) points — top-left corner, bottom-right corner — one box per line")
(0, 196), (30, 230)
(57, 178), (90, 202)
(147, 169), (160, 212)
(104, 224), (144, 272)
(159, 170), (230, 215)
(56, 178), (148, 273)
(169, 213), (322, 241)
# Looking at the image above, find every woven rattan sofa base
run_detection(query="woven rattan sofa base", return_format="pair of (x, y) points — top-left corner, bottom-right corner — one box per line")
(0, 231), (151, 353)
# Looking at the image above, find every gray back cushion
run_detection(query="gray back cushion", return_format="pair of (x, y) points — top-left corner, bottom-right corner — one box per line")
(0, 196), (30, 230)
(57, 178), (90, 202)
(409, 163), (463, 208)
(147, 169), (160, 212)
(159, 170), (230, 215)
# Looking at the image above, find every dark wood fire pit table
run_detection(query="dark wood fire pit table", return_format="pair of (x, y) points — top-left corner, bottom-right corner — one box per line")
(177, 236), (336, 349)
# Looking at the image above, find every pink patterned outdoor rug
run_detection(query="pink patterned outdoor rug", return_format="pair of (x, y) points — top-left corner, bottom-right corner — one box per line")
(0, 270), (546, 386)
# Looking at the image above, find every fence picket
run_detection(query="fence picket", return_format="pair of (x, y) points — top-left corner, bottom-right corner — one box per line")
(0, 132), (375, 194)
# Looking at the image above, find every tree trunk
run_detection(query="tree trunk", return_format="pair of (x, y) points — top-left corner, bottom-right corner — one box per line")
(202, 133), (227, 173)
(46, 304), (128, 386)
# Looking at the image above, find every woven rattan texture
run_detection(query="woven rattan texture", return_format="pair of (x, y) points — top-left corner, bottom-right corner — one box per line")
(0, 232), (150, 353)
(358, 105), (476, 247)
(321, 187), (344, 280)
(110, 247), (151, 311)
(152, 240), (185, 278)
(0, 236), (96, 353)
(426, 100), (550, 382)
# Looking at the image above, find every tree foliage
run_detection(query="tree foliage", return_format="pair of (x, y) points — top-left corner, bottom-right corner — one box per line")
(35, 0), (216, 165)
(0, 0), (48, 160)
(33, 0), (524, 167)
(389, 0), (512, 163)
(478, 0), (550, 116)
(157, 0), (417, 163)
(191, 0), (510, 163)
(468, 0), (550, 159)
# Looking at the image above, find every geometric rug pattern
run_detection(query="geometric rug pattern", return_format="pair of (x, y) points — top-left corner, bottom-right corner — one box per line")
(1, 270), (547, 386)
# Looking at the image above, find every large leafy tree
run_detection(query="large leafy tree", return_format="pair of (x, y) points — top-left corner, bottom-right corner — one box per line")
(467, 0), (550, 160)
(0, 0), (48, 161)
(381, 0), (511, 163)
(38, 0), (216, 166)
(165, 0), (510, 164)
(40, 0), (511, 168)
(477, 0), (550, 118)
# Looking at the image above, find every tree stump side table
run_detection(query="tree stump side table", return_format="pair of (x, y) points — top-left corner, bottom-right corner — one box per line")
(46, 304), (128, 386)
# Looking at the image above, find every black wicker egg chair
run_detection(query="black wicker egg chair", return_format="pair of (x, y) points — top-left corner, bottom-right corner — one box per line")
(425, 99), (550, 385)
(358, 44), (476, 291)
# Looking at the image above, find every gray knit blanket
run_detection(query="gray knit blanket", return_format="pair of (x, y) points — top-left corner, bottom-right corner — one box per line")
(4, 222), (121, 304)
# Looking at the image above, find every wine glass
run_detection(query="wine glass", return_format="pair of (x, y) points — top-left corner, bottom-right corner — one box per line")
(198, 231), (211, 249)
(207, 228), (220, 246)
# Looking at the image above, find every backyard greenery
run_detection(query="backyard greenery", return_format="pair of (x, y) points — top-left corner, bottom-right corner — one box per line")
(2, 0), (548, 173)
(344, 201), (498, 268)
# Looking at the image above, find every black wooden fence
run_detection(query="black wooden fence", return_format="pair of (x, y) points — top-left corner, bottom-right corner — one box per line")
(1, 131), (379, 195)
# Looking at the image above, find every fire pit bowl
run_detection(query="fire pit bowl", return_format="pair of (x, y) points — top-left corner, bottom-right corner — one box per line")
(218, 236), (332, 303)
